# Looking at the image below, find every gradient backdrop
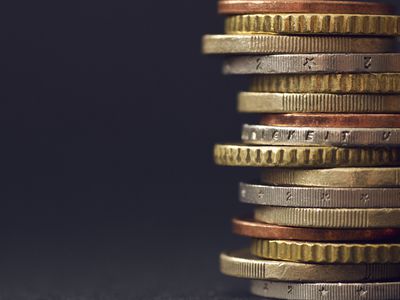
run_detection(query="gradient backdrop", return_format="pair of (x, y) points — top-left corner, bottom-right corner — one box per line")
(0, 1), (398, 299)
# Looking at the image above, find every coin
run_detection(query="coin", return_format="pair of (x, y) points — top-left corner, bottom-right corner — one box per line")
(260, 114), (400, 128)
(220, 249), (400, 282)
(254, 207), (400, 228)
(237, 93), (400, 113)
(202, 35), (395, 54)
(225, 14), (400, 36)
(242, 125), (400, 147)
(251, 239), (400, 264)
(251, 280), (400, 300)
(239, 182), (400, 208)
(260, 167), (400, 188)
(250, 73), (400, 94)
(224, 54), (400, 74)
(218, 0), (394, 15)
(233, 218), (400, 241)
(214, 144), (400, 168)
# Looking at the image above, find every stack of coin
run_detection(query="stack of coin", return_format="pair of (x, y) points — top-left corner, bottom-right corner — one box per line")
(203, 0), (400, 299)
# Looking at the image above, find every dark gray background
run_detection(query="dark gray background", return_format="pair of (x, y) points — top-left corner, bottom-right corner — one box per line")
(0, 1), (398, 299)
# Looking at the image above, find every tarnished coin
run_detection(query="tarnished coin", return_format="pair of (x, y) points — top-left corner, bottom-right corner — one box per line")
(251, 239), (400, 264)
(225, 14), (400, 36)
(220, 249), (400, 282)
(251, 280), (400, 300)
(239, 182), (400, 208)
(214, 144), (400, 168)
(242, 124), (400, 147)
(233, 218), (400, 242)
(218, 0), (394, 15)
(260, 167), (400, 188)
(238, 93), (400, 113)
(224, 54), (400, 74)
(260, 114), (400, 128)
(202, 35), (395, 54)
(254, 207), (400, 228)
(250, 73), (400, 94)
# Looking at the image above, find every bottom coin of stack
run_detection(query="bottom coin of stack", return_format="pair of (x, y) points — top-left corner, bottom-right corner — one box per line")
(220, 170), (400, 300)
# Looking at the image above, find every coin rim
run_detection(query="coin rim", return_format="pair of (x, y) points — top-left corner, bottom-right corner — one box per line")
(239, 182), (400, 208)
(237, 92), (400, 113)
(220, 249), (400, 282)
(218, 0), (394, 15)
(233, 218), (400, 241)
(251, 239), (400, 264)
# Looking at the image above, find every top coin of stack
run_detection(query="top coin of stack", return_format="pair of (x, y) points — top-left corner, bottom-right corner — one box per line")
(203, 0), (400, 299)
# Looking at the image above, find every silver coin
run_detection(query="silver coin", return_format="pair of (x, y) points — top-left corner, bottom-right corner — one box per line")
(224, 54), (400, 74)
(242, 124), (400, 147)
(240, 183), (400, 208)
(237, 92), (400, 113)
(251, 280), (400, 300)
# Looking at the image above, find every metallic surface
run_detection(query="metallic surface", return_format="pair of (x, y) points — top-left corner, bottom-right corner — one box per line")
(224, 54), (400, 74)
(218, 0), (394, 15)
(250, 73), (400, 94)
(214, 144), (400, 168)
(225, 14), (400, 36)
(238, 92), (400, 113)
(251, 239), (400, 264)
(239, 182), (400, 208)
(260, 114), (400, 128)
(260, 167), (400, 188)
(254, 207), (400, 228)
(220, 249), (400, 282)
(242, 124), (400, 147)
(202, 35), (395, 55)
(251, 280), (400, 300)
(233, 218), (400, 241)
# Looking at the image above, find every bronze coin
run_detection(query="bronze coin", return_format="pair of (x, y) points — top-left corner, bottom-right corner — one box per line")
(260, 113), (400, 128)
(218, 0), (394, 15)
(233, 218), (400, 242)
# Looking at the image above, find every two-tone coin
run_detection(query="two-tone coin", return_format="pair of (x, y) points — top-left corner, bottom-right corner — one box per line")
(250, 280), (400, 300)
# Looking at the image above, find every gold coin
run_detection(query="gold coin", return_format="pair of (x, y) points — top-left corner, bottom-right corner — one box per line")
(250, 73), (400, 94)
(214, 144), (400, 168)
(251, 239), (400, 264)
(220, 249), (400, 282)
(238, 92), (400, 113)
(225, 14), (400, 36)
(202, 35), (395, 54)
(255, 207), (400, 228)
(260, 167), (400, 187)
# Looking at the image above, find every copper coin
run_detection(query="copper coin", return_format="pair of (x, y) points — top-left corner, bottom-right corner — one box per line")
(218, 0), (394, 15)
(260, 113), (400, 128)
(233, 218), (400, 242)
